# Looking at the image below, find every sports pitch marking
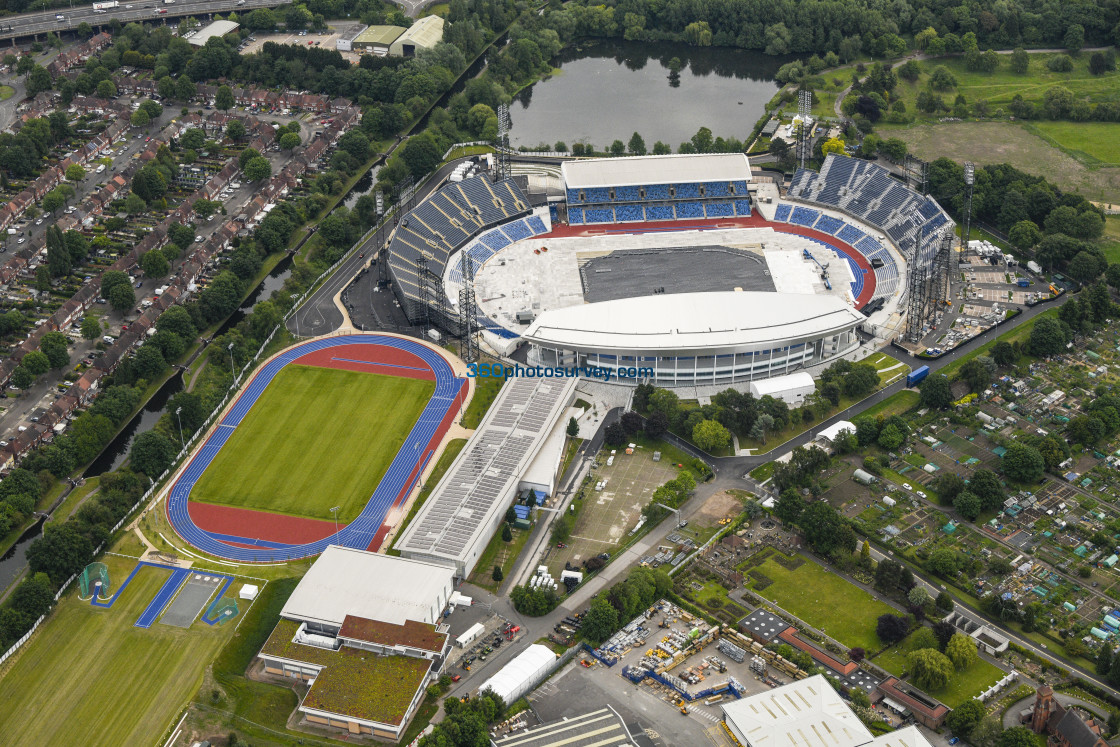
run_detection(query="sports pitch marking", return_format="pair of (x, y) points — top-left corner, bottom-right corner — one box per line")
(165, 334), (467, 562)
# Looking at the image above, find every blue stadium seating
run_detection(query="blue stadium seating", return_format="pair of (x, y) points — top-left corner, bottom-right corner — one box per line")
(774, 203), (792, 222)
(565, 189), (580, 204)
(568, 208), (584, 225)
(481, 230), (511, 251)
(502, 220), (532, 242)
(814, 214), (845, 235)
(586, 208), (614, 223)
(586, 187), (610, 203)
(838, 224), (865, 245)
(615, 186), (641, 201)
(676, 202), (704, 219)
(646, 184), (671, 200)
(790, 206), (820, 227)
(646, 204), (674, 221)
(615, 205), (644, 222)
(734, 199), (751, 216)
(548, 204), (559, 223)
(676, 183), (701, 199)
(528, 215), (547, 234)
(703, 181), (730, 197)
(705, 201), (733, 218)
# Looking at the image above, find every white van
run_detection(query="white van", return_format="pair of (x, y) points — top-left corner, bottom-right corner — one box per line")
(95, 164), (106, 174)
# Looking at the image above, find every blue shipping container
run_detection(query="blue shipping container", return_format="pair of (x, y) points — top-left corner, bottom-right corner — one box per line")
(907, 366), (930, 388)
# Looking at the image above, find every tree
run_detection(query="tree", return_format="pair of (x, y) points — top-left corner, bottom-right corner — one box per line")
(848, 647), (865, 662)
(130, 430), (175, 478)
(945, 633), (979, 670)
(9, 365), (33, 389)
(501, 523), (512, 542)
(1029, 316), (1068, 357)
(820, 137), (845, 157)
(22, 350), (49, 376)
(908, 648), (954, 690)
(491, 565), (503, 582)
(1000, 727), (1040, 747)
(876, 613), (910, 644)
(947, 698), (986, 736)
(775, 490), (804, 526)
(226, 120), (247, 141)
(627, 132), (646, 156)
(40, 332), (69, 370)
(877, 422), (905, 450)
(244, 157), (271, 182)
(215, 85), (234, 111)
(26, 65), (51, 97)
(567, 417), (579, 438)
(65, 163), (86, 183)
(140, 250), (170, 278)
(1010, 48), (1030, 74)
(108, 282), (136, 311)
(80, 316), (101, 340)
(919, 374), (952, 409)
(1064, 24), (1085, 54)
(936, 591), (955, 612)
(954, 491), (982, 521)
(582, 595), (620, 645)
(908, 586), (931, 608)
(130, 109), (150, 128)
(604, 421), (627, 447)
(929, 66), (958, 91)
(693, 419), (730, 453)
(279, 132), (301, 151)
(1002, 443), (1045, 483)
(26, 523), (91, 586)
(929, 547), (961, 577)
(1009, 220), (1042, 251)
(96, 79), (117, 99)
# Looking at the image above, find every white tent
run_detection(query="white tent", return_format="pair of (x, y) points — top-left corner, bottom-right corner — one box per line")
(477, 644), (556, 703)
(239, 583), (259, 601)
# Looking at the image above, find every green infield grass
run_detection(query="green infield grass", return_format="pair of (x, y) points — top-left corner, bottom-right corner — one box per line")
(0, 556), (234, 747)
(742, 552), (896, 651)
(1029, 121), (1120, 166)
(191, 364), (434, 522)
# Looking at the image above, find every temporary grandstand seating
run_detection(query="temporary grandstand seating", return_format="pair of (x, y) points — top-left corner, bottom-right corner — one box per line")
(450, 211), (553, 284)
(813, 214), (845, 235)
(386, 175), (532, 321)
(790, 206), (820, 227)
(501, 219), (532, 242)
(774, 203), (792, 222)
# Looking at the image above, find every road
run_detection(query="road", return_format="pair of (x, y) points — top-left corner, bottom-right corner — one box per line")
(0, 0), (285, 41)
(285, 154), (476, 337)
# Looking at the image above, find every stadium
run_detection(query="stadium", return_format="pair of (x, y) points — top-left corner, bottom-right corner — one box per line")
(383, 151), (955, 389)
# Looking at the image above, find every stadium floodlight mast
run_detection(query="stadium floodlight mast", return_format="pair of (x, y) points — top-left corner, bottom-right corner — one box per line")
(227, 342), (236, 386)
(175, 406), (184, 453)
(330, 506), (340, 545)
(961, 161), (975, 258)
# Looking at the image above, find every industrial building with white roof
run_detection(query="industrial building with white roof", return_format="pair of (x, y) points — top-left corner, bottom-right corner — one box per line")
(396, 374), (577, 577)
(522, 292), (864, 387)
(721, 675), (933, 747)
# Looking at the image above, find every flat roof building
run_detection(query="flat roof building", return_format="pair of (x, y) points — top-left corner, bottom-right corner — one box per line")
(750, 371), (816, 405)
(524, 292), (864, 387)
(257, 548), (454, 740)
(390, 15), (444, 57)
(337, 24), (406, 54)
(188, 20), (240, 47)
(397, 375), (576, 577)
(491, 706), (638, 747)
(722, 675), (934, 747)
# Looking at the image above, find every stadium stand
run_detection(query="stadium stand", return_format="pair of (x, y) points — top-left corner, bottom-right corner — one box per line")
(386, 175), (532, 324)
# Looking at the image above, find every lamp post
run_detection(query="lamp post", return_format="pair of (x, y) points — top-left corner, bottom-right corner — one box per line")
(330, 506), (340, 546)
(227, 342), (236, 385)
(175, 406), (184, 451)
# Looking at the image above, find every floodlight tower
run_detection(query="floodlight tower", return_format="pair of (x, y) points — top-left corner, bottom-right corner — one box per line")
(796, 90), (812, 169)
(496, 103), (512, 181)
(961, 162), (975, 257)
(459, 251), (479, 364)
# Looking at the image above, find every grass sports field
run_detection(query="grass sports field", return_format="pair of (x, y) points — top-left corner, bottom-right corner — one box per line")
(0, 556), (234, 746)
(744, 552), (895, 651)
(191, 365), (433, 523)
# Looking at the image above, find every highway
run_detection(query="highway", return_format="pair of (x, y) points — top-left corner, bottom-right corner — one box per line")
(0, 0), (286, 41)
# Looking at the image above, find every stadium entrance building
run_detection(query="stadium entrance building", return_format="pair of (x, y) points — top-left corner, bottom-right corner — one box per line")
(522, 291), (864, 387)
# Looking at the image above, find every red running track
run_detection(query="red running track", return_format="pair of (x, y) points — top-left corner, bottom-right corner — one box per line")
(537, 214), (876, 309)
(186, 341), (466, 551)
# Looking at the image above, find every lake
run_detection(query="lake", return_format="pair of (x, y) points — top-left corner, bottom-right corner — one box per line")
(509, 39), (786, 149)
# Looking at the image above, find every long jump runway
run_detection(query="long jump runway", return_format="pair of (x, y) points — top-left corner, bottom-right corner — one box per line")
(165, 334), (468, 563)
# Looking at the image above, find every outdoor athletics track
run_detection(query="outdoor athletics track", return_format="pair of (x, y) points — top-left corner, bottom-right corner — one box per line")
(89, 561), (235, 627)
(165, 334), (468, 562)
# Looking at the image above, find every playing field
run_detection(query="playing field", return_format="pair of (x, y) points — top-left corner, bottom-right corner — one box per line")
(0, 556), (234, 747)
(191, 365), (433, 523)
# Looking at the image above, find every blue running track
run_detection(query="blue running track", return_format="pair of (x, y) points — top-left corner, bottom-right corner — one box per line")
(89, 561), (192, 628)
(166, 335), (466, 562)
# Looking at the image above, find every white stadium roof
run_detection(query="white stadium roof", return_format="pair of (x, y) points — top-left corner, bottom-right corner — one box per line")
(521, 292), (864, 355)
(561, 153), (751, 189)
(188, 20), (239, 46)
(722, 676), (933, 747)
(280, 546), (454, 628)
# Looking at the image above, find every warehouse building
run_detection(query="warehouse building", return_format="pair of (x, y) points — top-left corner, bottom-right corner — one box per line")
(188, 19), (240, 47)
(336, 24), (405, 55)
(256, 548), (454, 740)
(721, 675), (934, 747)
(478, 644), (558, 705)
(749, 371), (816, 406)
(396, 375), (576, 578)
(389, 15), (444, 56)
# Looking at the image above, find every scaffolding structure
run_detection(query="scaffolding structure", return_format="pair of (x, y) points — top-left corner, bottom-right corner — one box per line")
(904, 154), (929, 195)
(496, 103), (512, 181)
(961, 162), (975, 255)
(796, 91), (812, 169)
(904, 230), (953, 344)
(414, 255), (446, 330)
(458, 251), (479, 363)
